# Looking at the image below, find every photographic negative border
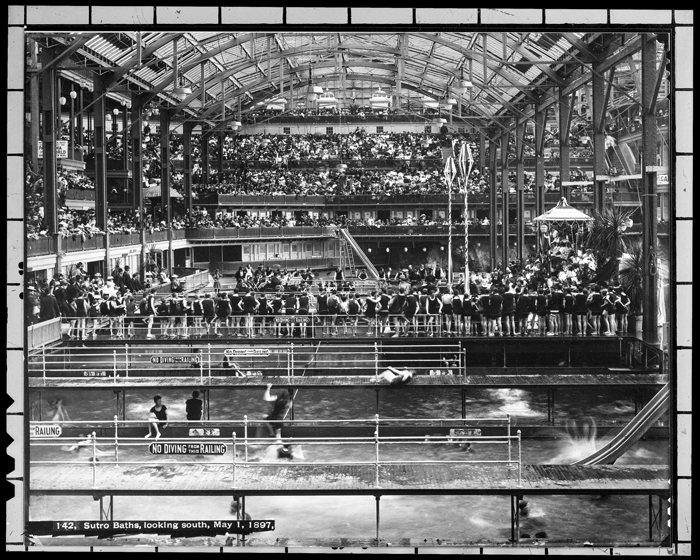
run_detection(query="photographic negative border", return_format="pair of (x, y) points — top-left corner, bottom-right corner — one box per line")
(6, 6), (693, 555)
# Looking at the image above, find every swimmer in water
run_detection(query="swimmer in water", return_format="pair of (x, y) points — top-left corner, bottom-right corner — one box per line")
(374, 366), (415, 385)
(48, 398), (70, 423)
(276, 443), (305, 460)
(65, 434), (112, 460)
(261, 384), (291, 440)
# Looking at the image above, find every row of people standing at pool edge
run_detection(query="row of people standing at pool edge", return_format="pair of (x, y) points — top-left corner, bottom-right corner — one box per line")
(98, 280), (630, 339)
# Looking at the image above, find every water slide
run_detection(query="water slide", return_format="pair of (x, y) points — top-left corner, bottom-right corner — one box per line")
(338, 228), (380, 279)
(573, 383), (670, 466)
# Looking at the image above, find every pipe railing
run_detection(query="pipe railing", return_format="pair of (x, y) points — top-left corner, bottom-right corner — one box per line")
(46, 311), (456, 344)
(28, 340), (463, 379)
(30, 416), (521, 490)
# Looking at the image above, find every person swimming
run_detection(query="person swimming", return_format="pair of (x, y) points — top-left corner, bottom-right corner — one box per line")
(65, 434), (112, 460)
(48, 398), (70, 423)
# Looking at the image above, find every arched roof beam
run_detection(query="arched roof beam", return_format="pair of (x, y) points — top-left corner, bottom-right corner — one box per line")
(413, 33), (539, 102)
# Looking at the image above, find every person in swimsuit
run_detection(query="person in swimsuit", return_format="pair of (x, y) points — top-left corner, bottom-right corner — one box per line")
(145, 395), (168, 438)
(185, 390), (203, 421)
(262, 383), (291, 440)
(375, 366), (415, 385)
(48, 398), (70, 423)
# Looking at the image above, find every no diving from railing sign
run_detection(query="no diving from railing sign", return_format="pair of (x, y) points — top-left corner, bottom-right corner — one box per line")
(149, 442), (227, 455)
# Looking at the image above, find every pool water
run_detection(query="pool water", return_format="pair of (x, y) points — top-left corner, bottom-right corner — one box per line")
(29, 385), (671, 547)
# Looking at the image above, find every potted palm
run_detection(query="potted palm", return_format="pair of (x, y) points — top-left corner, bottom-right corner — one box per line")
(618, 239), (644, 333)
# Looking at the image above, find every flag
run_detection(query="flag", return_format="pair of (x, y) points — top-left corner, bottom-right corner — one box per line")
(444, 156), (457, 187)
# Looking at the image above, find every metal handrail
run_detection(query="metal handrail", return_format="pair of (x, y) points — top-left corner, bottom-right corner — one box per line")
(30, 419), (522, 490)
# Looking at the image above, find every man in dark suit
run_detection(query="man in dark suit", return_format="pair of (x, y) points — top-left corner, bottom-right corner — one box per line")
(122, 265), (134, 292)
(39, 287), (62, 322)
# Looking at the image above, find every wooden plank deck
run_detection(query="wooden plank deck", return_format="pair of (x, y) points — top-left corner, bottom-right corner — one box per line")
(29, 372), (669, 389)
(28, 463), (670, 496)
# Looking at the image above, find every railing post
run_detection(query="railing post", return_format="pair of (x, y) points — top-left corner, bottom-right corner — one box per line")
(232, 432), (237, 489)
(114, 415), (119, 464)
(243, 415), (249, 464)
(91, 431), (98, 489)
(374, 342), (379, 381)
(208, 343), (211, 380)
(508, 415), (511, 463)
(290, 343), (294, 379)
(113, 350), (117, 379)
(375, 414), (380, 488)
(517, 430), (522, 488)
(125, 344), (129, 378)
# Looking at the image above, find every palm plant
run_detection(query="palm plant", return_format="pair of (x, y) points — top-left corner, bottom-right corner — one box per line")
(585, 207), (635, 282)
(618, 239), (644, 316)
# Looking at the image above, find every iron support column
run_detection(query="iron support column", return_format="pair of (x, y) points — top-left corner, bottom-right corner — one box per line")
(559, 89), (572, 200)
(515, 120), (526, 261)
(488, 141), (498, 271)
(641, 34), (659, 343)
(40, 47), (58, 234)
(592, 59), (608, 213)
(160, 110), (173, 278)
(501, 131), (510, 268)
(534, 105), (546, 254)
(131, 94), (145, 284)
(93, 73), (110, 274)
(183, 122), (194, 217)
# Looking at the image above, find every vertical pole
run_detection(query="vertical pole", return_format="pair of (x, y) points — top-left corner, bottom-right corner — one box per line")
(641, 33), (659, 343)
(488, 141), (498, 271)
(91, 431), (98, 488)
(508, 414), (511, 462)
(374, 414), (380, 488)
(375, 495), (381, 545)
(208, 343), (211, 379)
(501, 130), (510, 269)
(40, 46), (58, 234)
(648, 495), (653, 541)
(374, 342), (379, 380)
(131, 94), (144, 283)
(517, 430), (522, 487)
(232, 433), (237, 488)
(125, 344), (129, 377)
(559, 88), (572, 200)
(534, 105), (546, 254)
(183, 122), (193, 216)
(592, 58), (608, 213)
(114, 415), (119, 464)
(290, 343), (294, 378)
(113, 350), (117, 378)
(244, 415), (248, 463)
(515, 120), (525, 261)
(160, 109), (173, 277)
(93, 73), (110, 274)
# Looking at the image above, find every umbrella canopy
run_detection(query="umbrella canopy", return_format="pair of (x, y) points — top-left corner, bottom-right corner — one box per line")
(143, 185), (183, 199)
(533, 197), (593, 222)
